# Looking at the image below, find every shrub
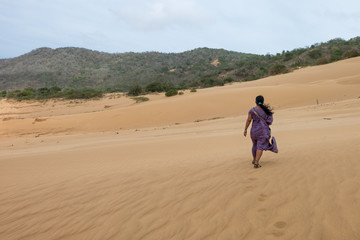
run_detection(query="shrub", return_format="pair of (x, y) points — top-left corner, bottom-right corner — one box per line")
(33, 87), (63, 99)
(189, 81), (200, 88)
(343, 50), (359, 58)
(283, 51), (294, 61)
(105, 84), (128, 93)
(216, 80), (225, 86)
(128, 85), (143, 96)
(0, 90), (7, 98)
(145, 82), (172, 92)
(330, 49), (342, 62)
(308, 49), (322, 59)
(50, 86), (61, 93)
(5, 87), (103, 100)
(132, 97), (149, 103)
(7, 88), (36, 100)
(49, 86), (62, 98)
(63, 88), (103, 99)
(316, 57), (329, 65)
(200, 76), (224, 88)
(224, 77), (235, 83)
(165, 89), (178, 97)
(269, 64), (288, 75)
(190, 88), (197, 92)
(291, 59), (304, 68)
(36, 87), (51, 99)
(257, 67), (267, 77)
(200, 76), (215, 87)
(6, 90), (20, 99)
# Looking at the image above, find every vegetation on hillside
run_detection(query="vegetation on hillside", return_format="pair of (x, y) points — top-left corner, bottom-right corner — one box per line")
(3, 87), (103, 101)
(0, 37), (359, 100)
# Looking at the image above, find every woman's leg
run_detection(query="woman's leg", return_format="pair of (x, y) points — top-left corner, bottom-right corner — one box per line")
(255, 150), (263, 165)
(254, 137), (268, 167)
(251, 139), (257, 163)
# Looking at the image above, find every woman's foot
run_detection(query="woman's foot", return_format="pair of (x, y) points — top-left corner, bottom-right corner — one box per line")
(254, 163), (262, 168)
(252, 160), (255, 165)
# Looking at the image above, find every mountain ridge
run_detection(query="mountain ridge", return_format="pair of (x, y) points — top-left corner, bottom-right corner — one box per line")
(0, 37), (359, 92)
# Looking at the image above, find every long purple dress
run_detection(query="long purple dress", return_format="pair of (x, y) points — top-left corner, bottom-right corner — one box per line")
(248, 107), (278, 158)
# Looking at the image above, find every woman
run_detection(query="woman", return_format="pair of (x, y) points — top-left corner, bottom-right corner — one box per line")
(244, 95), (278, 168)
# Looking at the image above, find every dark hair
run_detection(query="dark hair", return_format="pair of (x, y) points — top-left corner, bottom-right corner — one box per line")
(256, 95), (273, 116)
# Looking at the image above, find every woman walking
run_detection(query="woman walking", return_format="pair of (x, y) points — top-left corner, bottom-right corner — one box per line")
(244, 95), (278, 168)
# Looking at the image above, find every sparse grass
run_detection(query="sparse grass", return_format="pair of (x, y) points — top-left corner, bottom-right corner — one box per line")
(132, 97), (149, 103)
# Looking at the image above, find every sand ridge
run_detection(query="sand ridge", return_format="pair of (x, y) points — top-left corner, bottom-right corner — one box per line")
(0, 57), (360, 239)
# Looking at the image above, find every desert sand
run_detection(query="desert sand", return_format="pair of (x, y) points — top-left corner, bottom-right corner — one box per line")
(1, 57), (360, 240)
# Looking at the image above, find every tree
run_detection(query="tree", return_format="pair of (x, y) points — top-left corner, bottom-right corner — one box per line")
(330, 49), (342, 62)
(308, 49), (322, 59)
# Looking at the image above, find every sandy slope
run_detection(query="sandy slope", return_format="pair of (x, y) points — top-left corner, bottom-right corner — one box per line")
(1, 57), (360, 137)
(0, 57), (360, 240)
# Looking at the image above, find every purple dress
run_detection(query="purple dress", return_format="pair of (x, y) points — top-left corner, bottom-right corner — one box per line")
(248, 107), (278, 157)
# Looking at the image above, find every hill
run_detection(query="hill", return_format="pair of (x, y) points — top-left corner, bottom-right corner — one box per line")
(0, 37), (359, 93)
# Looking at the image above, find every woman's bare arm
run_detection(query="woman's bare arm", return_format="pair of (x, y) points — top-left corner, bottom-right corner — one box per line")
(244, 113), (252, 137)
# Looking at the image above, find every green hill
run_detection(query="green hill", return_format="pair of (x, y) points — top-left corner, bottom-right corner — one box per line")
(0, 37), (359, 94)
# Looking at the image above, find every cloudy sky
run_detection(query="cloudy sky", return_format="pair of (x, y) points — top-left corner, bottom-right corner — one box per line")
(1, 0), (359, 58)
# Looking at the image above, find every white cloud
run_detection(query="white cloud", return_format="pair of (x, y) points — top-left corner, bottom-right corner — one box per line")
(112, 0), (208, 30)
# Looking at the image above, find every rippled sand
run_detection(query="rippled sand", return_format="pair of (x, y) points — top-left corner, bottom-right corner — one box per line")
(1, 57), (360, 240)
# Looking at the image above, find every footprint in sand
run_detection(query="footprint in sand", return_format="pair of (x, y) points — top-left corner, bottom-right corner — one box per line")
(245, 178), (258, 190)
(274, 221), (287, 229)
(258, 193), (267, 202)
(271, 230), (285, 237)
(268, 221), (287, 237)
(257, 208), (267, 213)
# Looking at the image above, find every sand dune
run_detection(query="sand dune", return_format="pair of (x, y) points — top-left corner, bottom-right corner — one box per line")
(1, 57), (360, 240)
(1, 57), (360, 137)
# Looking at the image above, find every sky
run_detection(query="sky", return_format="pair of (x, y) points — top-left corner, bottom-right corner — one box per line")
(1, 0), (359, 59)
